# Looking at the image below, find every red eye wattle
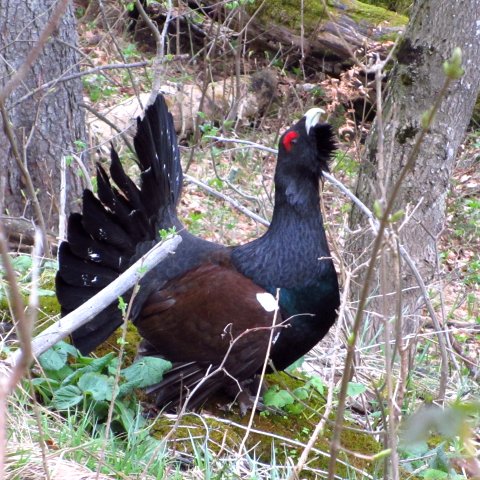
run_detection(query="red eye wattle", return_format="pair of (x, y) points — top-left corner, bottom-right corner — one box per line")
(282, 131), (299, 152)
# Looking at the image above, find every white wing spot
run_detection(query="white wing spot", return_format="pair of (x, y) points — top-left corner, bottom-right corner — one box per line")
(256, 292), (278, 312)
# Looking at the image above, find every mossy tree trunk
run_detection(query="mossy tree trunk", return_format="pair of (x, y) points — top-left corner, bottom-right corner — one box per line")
(0, 0), (87, 246)
(346, 0), (480, 337)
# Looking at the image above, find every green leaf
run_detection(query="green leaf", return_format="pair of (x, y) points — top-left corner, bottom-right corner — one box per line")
(263, 387), (295, 408)
(307, 376), (326, 395)
(423, 469), (449, 479)
(39, 342), (73, 371)
(77, 372), (113, 401)
(37, 288), (56, 297)
(52, 385), (83, 409)
(293, 387), (309, 401)
(346, 382), (366, 398)
(44, 364), (74, 383)
(113, 400), (143, 432)
(442, 47), (464, 80)
(121, 357), (172, 390)
(286, 403), (304, 414)
(11, 255), (32, 274)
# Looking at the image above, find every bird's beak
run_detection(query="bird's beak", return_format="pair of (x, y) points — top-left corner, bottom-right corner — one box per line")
(304, 108), (325, 135)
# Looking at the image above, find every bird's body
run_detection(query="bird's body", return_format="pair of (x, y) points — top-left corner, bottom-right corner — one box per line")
(56, 95), (339, 409)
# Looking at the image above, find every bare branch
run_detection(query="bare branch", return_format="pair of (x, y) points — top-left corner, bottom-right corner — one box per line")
(6, 235), (182, 366)
(0, 0), (70, 103)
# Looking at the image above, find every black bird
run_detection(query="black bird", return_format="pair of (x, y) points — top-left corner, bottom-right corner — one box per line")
(56, 95), (340, 409)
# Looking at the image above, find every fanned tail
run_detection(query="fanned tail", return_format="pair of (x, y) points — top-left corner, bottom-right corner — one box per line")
(56, 95), (182, 354)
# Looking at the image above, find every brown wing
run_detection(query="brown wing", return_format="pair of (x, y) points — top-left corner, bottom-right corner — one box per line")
(134, 262), (282, 408)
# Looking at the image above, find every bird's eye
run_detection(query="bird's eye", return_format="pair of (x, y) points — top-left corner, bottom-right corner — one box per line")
(282, 131), (299, 152)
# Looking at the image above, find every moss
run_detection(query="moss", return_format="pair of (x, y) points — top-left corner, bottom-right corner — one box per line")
(347, 0), (408, 28)
(93, 321), (141, 365)
(247, 0), (406, 44)
(150, 372), (382, 477)
(247, 0), (331, 36)
(360, 0), (411, 15)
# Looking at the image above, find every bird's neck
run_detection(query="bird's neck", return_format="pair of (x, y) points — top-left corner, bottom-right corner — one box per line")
(232, 175), (331, 287)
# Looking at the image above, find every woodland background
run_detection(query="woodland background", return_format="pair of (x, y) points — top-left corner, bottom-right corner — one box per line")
(0, 0), (479, 479)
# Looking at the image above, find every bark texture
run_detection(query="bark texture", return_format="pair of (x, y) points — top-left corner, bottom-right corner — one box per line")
(0, 1), (87, 238)
(347, 0), (480, 333)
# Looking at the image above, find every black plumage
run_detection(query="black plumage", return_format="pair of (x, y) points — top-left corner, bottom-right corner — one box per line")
(56, 95), (340, 409)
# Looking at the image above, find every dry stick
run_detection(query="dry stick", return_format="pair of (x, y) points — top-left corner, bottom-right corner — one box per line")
(0, 0), (69, 103)
(382, 247), (400, 480)
(322, 172), (452, 386)
(97, 0), (144, 107)
(0, 226), (41, 479)
(134, 0), (172, 104)
(238, 290), (281, 455)
(6, 235), (182, 366)
(79, 102), (136, 154)
(185, 10), (224, 172)
(288, 273), (353, 480)
(26, 236), (51, 480)
(0, 101), (50, 256)
(95, 285), (141, 480)
(327, 77), (453, 480)
(184, 174), (269, 226)
(13, 62), (148, 108)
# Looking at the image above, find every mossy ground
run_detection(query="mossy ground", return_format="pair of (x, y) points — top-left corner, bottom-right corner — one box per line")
(150, 372), (382, 478)
(248, 0), (407, 37)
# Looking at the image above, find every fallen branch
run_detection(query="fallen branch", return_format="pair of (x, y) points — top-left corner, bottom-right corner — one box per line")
(7, 235), (182, 366)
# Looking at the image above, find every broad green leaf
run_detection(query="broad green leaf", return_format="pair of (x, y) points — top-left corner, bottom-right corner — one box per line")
(52, 385), (83, 409)
(346, 382), (366, 398)
(39, 343), (71, 371)
(293, 387), (309, 401)
(121, 356), (172, 389)
(78, 372), (113, 401)
(263, 387), (295, 408)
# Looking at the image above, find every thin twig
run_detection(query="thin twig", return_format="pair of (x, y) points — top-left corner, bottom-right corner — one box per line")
(184, 174), (269, 226)
(12, 62), (148, 108)
(327, 76), (454, 479)
(0, 0), (70, 103)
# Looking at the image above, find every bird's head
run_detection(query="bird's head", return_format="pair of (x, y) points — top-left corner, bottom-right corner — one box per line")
(278, 107), (336, 176)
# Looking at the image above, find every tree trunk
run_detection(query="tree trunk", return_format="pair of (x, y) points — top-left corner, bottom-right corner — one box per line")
(346, 0), (480, 335)
(0, 0), (87, 247)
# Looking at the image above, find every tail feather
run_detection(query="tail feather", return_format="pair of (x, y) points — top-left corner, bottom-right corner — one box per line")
(56, 94), (182, 354)
(96, 164), (150, 241)
(56, 242), (117, 288)
(66, 214), (126, 270)
(81, 190), (136, 251)
(109, 149), (144, 212)
(134, 95), (182, 225)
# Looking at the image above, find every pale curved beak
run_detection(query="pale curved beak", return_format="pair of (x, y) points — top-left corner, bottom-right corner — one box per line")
(305, 107), (325, 134)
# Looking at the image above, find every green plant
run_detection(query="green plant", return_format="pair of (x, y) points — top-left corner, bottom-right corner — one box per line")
(32, 342), (171, 432)
(83, 75), (117, 102)
(399, 402), (480, 479)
